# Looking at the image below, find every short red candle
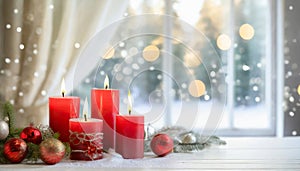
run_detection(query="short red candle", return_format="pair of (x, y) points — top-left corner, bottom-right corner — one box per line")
(49, 97), (80, 142)
(69, 118), (103, 160)
(116, 115), (144, 159)
(91, 88), (119, 151)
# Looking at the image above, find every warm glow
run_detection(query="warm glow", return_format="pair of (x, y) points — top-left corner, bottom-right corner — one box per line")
(128, 90), (132, 115)
(143, 45), (160, 62)
(239, 24), (255, 40)
(217, 34), (231, 51)
(151, 37), (163, 45)
(184, 52), (201, 67)
(188, 80), (206, 97)
(104, 75), (109, 89)
(297, 85), (300, 95)
(103, 45), (115, 59)
(83, 97), (88, 121)
(61, 78), (66, 97)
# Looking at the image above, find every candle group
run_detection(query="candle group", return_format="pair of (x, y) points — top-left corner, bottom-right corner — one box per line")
(49, 77), (144, 160)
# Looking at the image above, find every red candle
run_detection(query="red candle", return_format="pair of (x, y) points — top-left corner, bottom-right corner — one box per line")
(69, 118), (103, 160)
(49, 79), (80, 142)
(116, 115), (144, 159)
(116, 91), (144, 159)
(69, 97), (103, 160)
(91, 75), (119, 151)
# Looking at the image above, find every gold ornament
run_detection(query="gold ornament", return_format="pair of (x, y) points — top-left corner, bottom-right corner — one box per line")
(39, 138), (65, 165)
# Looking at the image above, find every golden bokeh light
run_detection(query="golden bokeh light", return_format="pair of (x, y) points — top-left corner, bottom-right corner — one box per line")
(102, 46), (115, 59)
(216, 34), (231, 51)
(188, 80), (206, 97)
(151, 37), (163, 45)
(297, 84), (300, 95)
(184, 52), (201, 67)
(239, 24), (255, 40)
(143, 45), (160, 62)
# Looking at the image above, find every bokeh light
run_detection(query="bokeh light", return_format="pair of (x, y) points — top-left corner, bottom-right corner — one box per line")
(102, 46), (115, 59)
(188, 80), (206, 97)
(143, 45), (160, 62)
(184, 52), (201, 67)
(297, 84), (300, 95)
(216, 34), (231, 50)
(239, 24), (255, 40)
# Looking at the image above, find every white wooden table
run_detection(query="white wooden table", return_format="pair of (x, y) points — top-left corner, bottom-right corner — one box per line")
(1, 137), (300, 171)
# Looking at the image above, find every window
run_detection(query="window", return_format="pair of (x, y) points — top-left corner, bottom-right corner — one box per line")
(73, 0), (276, 136)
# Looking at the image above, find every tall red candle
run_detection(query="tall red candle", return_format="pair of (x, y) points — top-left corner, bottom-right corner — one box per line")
(116, 115), (144, 159)
(49, 79), (80, 142)
(69, 118), (103, 160)
(91, 75), (119, 151)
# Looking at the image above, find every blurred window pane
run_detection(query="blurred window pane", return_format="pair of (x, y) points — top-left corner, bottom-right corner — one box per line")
(73, 0), (274, 135)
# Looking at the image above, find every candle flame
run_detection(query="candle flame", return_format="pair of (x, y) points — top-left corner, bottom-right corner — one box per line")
(104, 75), (109, 89)
(61, 78), (66, 97)
(128, 90), (132, 115)
(83, 97), (88, 121)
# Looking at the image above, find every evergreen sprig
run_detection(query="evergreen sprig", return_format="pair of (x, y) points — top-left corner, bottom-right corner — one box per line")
(25, 143), (40, 163)
(1, 102), (16, 135)
(144, 126), (226, 153)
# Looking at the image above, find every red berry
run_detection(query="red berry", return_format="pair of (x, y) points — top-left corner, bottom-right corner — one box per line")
(150, 134), (174, 157)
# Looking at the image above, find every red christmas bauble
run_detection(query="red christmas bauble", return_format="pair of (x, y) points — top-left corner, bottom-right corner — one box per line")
(20, 126), (42, 144)
(150, 134), (174, 157)
(39, 138), (65, 165)
(3, 138), (28, 163)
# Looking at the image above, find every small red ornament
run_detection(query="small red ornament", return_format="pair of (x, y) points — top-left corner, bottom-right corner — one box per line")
(20, 126), (43, 144)
(39, 138), (65, 165)
(3, 138), (28, 163)
(150, 133), (174, 157)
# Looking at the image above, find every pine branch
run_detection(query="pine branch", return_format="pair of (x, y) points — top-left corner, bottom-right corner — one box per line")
(2, 102), (15, 134)
(174, 143), (205, 153)
(25, 143), (40, 163)
(144, 126), (226, 153)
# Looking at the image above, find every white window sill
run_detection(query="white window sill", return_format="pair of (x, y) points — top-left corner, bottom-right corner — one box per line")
(2, 137), (300, 170)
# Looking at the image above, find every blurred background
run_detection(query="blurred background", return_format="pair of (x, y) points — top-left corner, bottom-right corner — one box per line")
(0, 0), (299, 137)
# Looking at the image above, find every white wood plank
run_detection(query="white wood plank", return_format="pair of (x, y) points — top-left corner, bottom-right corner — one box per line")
(1, 137), (300, 170)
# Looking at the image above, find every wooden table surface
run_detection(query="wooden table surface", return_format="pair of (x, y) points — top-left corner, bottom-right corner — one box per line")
(1, 137), (300, 171)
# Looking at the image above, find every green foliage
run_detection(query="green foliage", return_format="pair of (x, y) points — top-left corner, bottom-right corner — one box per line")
(26, 143), (40, 163)
(53, 132), (60, 139)
(63, 142), (71, 158)
(0, 144), (9, 164)
(1, 102), (15, 134)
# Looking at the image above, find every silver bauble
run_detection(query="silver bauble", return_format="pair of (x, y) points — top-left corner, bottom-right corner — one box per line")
(0, 120), (9, 140)
(181, 133), (197, 144)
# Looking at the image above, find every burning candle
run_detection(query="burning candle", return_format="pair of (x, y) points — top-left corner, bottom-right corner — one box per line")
(49, 78), (80, 142)
(69, 97), (103, 160)
(116, 90), (144, 159)
(91, 75), (119, 151)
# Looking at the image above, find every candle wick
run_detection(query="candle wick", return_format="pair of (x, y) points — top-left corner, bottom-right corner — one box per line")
(129, 109), (131, 115)
(62, 92), (65, 97)
(84, 114), (87, 121)
(105, 85), (108, 89)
